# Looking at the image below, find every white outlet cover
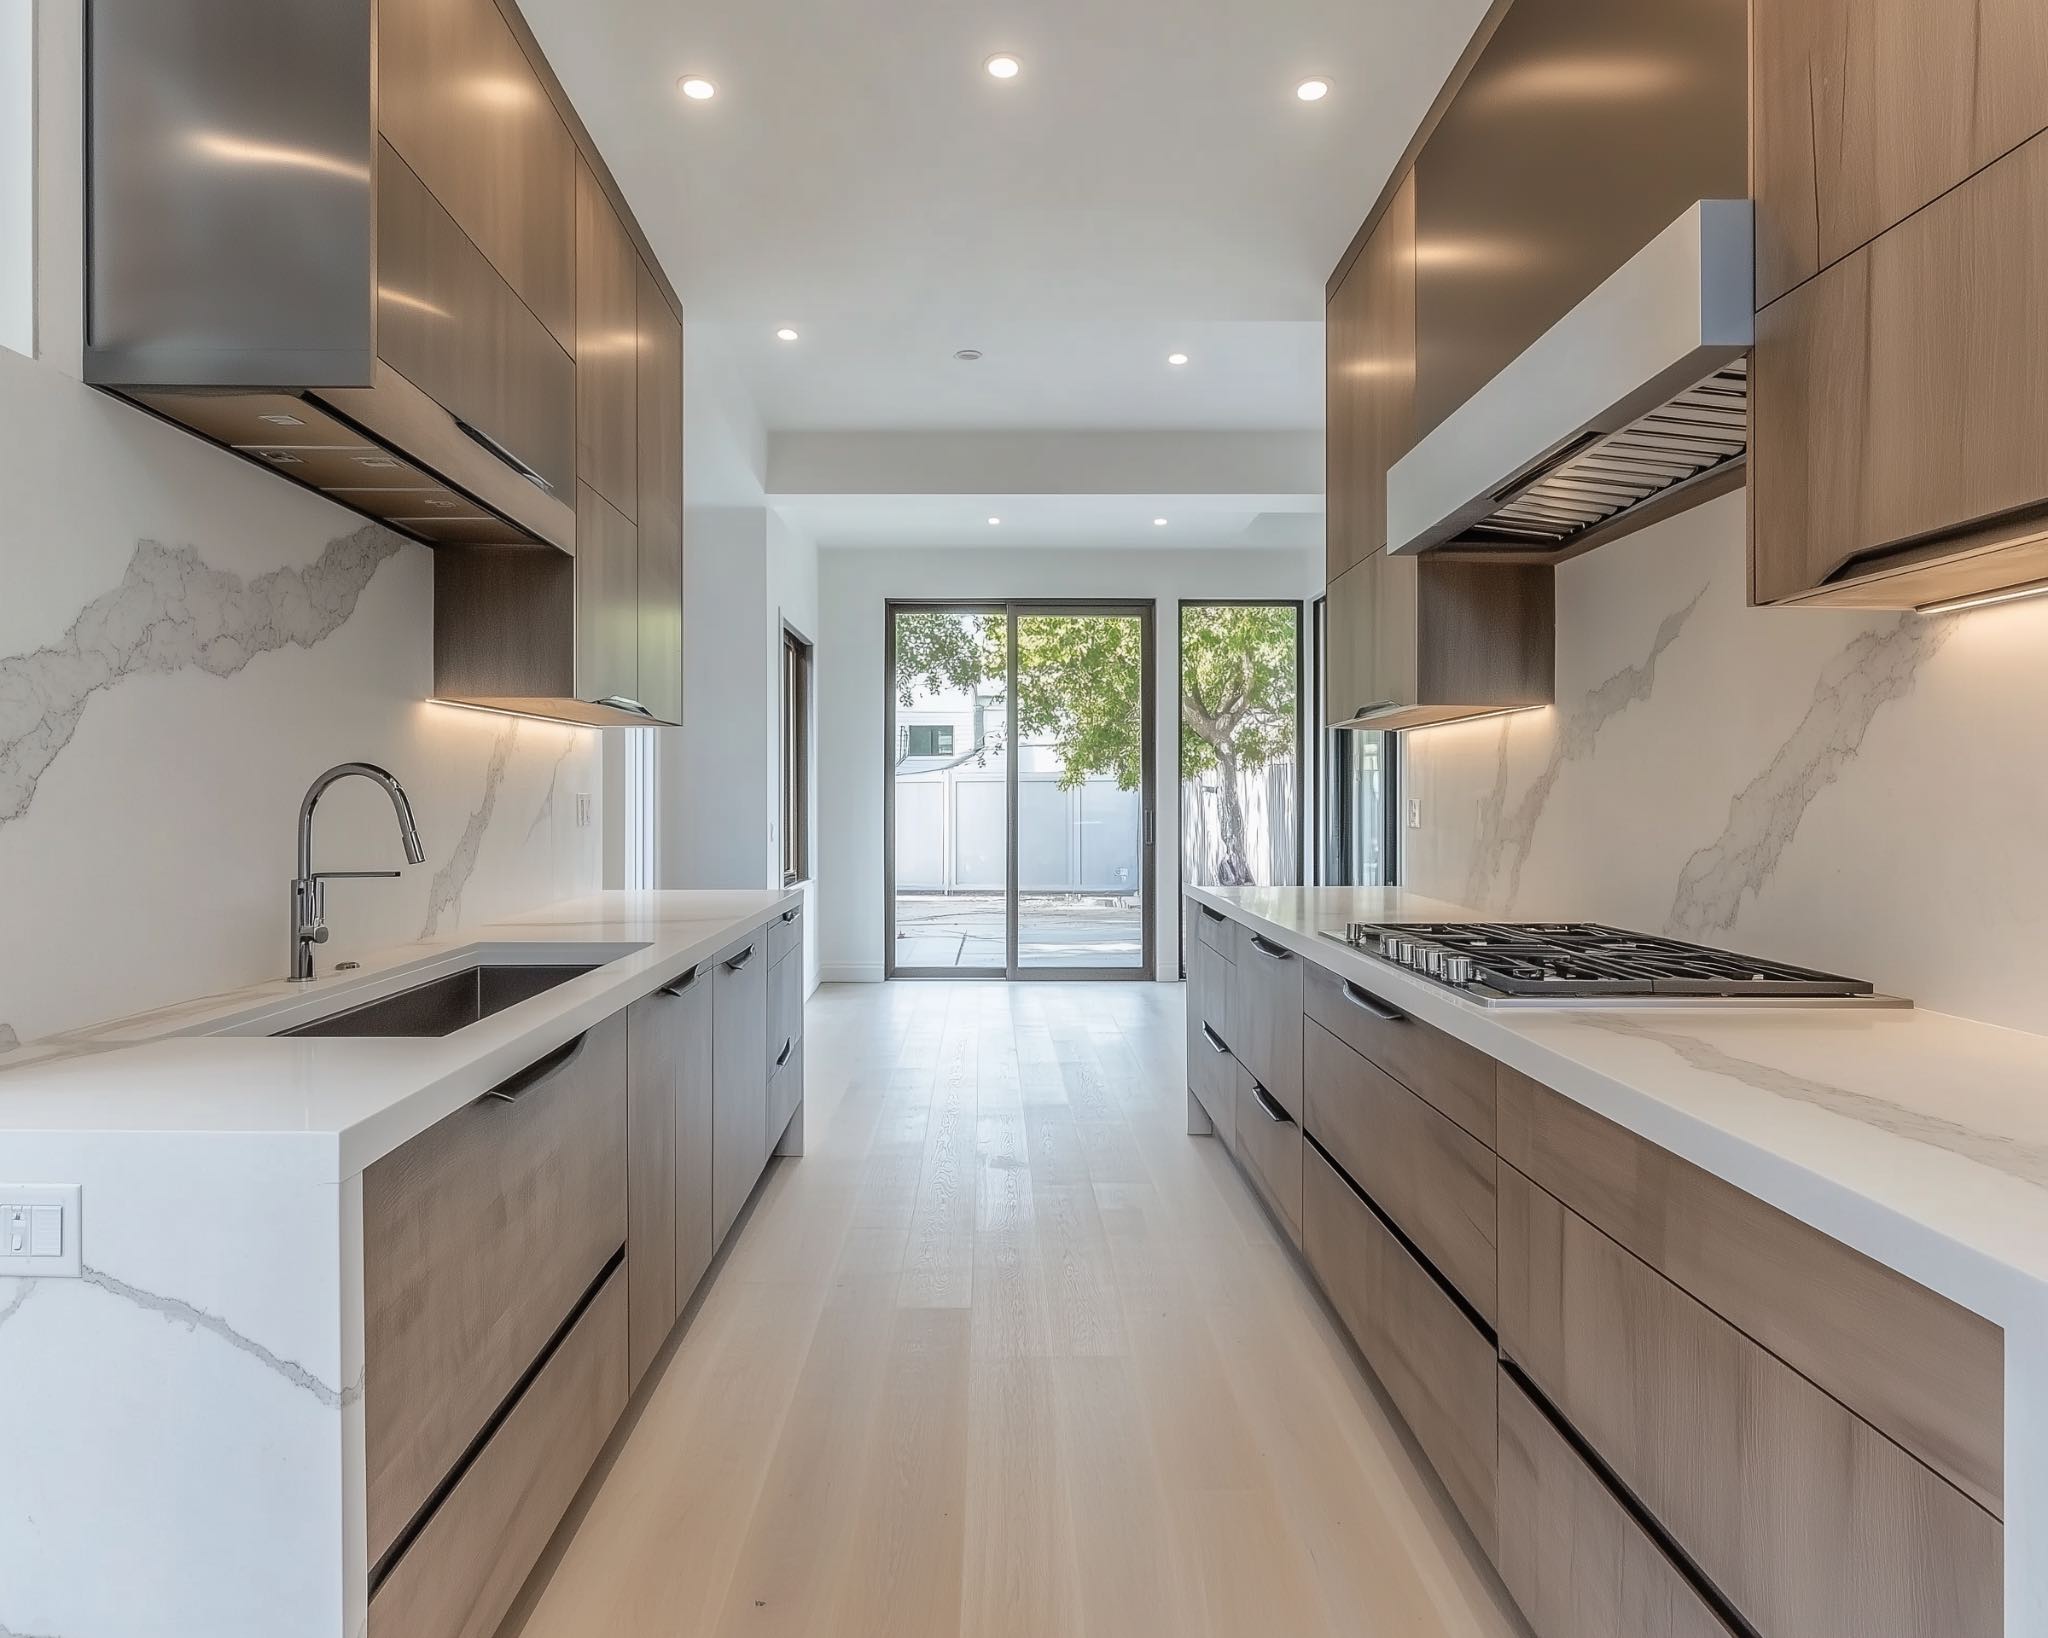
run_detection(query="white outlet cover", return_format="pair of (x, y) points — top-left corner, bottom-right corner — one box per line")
(0, 1184), (82, 1278)
(1407, 799), (1423, 828)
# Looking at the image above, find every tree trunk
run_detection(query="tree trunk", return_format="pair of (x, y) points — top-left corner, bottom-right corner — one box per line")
(1214, 748), (1253, 884)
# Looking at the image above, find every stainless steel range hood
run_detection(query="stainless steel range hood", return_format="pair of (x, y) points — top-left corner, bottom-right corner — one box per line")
(1387, 201), (1754, 561)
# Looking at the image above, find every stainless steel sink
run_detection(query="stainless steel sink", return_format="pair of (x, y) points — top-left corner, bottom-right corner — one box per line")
(279, 965), (598, 1038)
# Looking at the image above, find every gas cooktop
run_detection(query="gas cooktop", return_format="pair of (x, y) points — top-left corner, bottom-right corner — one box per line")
(1317, 922), (1905, 1008)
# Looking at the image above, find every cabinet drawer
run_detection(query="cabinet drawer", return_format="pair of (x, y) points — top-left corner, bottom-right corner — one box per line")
(712, 937), (771, 1245)
(370, 1265), (628, 1638)
(767, 1035), (803, 1153)
(363, 1013), (626, 1567)
(1497, 1066), (2001, 1515)
(769, 937), (804, 1061)
(1304, 1018), (1495, 1321)
(1191, 897), (1234, 960)
(768, 903), (804, 966)
(1496, 1371), (1735, 1638)
(1304, 1143), (1495, 1544)
(1232, 923), (1303, 1118)
(1303, 959), (1494, 1144)
(1497, 1164), (2000, 1638)
(1186, 936), (1236, 1148)
(1234, 1063), (1302, 1243)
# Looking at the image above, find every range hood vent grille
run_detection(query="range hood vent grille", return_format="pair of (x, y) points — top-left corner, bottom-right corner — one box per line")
(1388, 201), (1755, 563)
(1464, 360), (1748, 550)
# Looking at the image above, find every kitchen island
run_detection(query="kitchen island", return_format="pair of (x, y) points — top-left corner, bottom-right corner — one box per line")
(1191, 884), (2048, 1638)
(0, 890), (806, 1638)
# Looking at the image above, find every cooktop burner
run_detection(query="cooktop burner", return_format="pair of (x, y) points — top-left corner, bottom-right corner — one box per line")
(1317, 922), (1901, 1007)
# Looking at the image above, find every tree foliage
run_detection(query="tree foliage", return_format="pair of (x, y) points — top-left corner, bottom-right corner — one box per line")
(1177, 604), (1296, 782)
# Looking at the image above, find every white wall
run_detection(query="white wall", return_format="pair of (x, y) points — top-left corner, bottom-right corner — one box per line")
(1, 0), (31, 358)
(0, 4), (601, 1048)
(1402, 488), (2048, 1035)
(815, 543), (1321, 981)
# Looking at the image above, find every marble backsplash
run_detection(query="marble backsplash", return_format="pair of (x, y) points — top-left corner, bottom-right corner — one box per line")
(0, 347), (601, 1047)
(1401, 490), (2048, 1036)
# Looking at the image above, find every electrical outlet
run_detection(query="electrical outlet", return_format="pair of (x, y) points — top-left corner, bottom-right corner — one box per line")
(1407, 798), (1422, 829)
(0, 1184), (81, 1278)
(574, 793), (593, 829)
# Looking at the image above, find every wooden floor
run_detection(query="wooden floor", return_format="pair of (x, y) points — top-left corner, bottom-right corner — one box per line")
(510, 981), (1527, 1638)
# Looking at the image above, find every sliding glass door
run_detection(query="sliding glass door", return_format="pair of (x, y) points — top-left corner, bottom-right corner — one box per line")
(886, 601), (1156, 980)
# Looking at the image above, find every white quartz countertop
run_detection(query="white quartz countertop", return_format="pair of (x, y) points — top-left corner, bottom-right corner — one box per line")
(1192, 885), (2048, 1329)
(0, 890), (801, 1180)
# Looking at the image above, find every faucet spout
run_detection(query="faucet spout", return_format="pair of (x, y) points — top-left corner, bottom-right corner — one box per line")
(290, 763), (429, 981)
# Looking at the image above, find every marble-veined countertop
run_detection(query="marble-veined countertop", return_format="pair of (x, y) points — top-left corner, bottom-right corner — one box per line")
(1193, 885), (2048, 1328)
(0, 890), (801, 1180)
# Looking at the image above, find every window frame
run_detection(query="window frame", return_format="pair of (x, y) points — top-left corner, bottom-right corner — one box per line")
(780, 621), (813, 887)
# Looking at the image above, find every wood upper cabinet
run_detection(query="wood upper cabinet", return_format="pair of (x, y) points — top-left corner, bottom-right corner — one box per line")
(1751, 129), (2048, 607)
(1752, 0), (2048, 307)
(573, 482), (639, 708)
(1325, 173), (1416, 583)
(636, 262), (686, 725)
(377, 0), (577, 350)
(577, 159), (639, 521)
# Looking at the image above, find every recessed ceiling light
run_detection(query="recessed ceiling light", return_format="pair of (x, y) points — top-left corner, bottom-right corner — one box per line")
(1153, 518), (1168, 527)
(678, 76), (716, 101)
(955, 348), (984, 362)
(1167, 352), (1189, 366)
(1296, 78), (1331, 102)
(987, 516), (1002, 526)
(985, 54), (1021, 80)
(775, 327), (799, 342)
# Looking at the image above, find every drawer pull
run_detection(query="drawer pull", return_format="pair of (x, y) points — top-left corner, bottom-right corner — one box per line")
(780, 908), (800, 923)
(1201, 1023), (1232, 1056)
(658, 965), (700, 996)
(1199, 904), (1226, 923)
(1341, 980), (1407, 1023)
(775, 1037), (794, 1070)
(1250, 1081), (1294, 1125)
(1248, 933), (1291, 961)
(725, 944), (757, 972)
(477, 1030), (588, 1105)
(453, 416), (555, 493)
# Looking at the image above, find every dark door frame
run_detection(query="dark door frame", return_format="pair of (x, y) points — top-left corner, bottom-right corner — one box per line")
(1173, 597), (1307, 979)
(884, 598), (1159, 982)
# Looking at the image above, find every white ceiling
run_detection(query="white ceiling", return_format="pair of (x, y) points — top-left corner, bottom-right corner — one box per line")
(520, 0), (1493, 540)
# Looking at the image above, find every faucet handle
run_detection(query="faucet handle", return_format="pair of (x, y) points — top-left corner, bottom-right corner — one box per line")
(300, 923), (330, 946)
(312, 870), (402, 881)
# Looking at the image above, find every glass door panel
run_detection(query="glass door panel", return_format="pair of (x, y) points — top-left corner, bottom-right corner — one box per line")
(1010, 609), (1151, 974)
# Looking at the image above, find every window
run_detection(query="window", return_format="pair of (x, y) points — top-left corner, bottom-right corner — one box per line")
(781, 623), (813, 886)
(903, 723), (954, 758)
(1316, 594), (1399, 886)
(1, 2), (31, 359)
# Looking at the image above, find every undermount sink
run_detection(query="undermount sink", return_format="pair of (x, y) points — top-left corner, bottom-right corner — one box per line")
(279, 966), (599, 1038)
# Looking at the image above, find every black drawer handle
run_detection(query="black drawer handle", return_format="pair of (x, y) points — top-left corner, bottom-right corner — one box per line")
(1249, 1081), (1294, 1125)
(477, 1030), (588, 1105)
(780, 908), (800, 923)
(1201, 1023), (1231, 1056)
(1199, 904), (1225, 923)
(775, 1037), (794, 1070)
(1248, 933), (1291, 961)
(1342, 980), (1407, 1023)
(658, 964), (700, 996)
(725, 944), (757, 972)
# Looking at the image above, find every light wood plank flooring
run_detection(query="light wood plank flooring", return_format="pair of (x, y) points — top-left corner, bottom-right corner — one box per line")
(510, 981), (1527, 1638)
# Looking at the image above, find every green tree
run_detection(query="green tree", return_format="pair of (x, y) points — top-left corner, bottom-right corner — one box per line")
(1179, 604), (1296, 883)
(892, 605), (1295, 881)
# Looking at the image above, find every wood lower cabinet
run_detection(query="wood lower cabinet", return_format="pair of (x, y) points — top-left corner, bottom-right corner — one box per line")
(1184, 931), (1236, 1150)
(1234, 1063), (1303, 1244)
(1303, 1142), (1496, 1545)
(1303, 959), (1496, 1145)
(671, 969), (717, 1303)
(766, 940), (805, 1150)
(768, 904), (805, 966)
(1303, 1018), (1495, 1322)
(1496, 1370), (1735, 1638)
(1496, 1163), (2001, 1638)
(370, 1267), (628, 1638)
(625, 990), (681, 1389)
(1751, 128), (2048, 608)
(1191, 897), (1233, 959)
(1232, 924), (1303, 1119)
(1497, 1065), (2002, 1514)
(362, 1013), (627, 1569)
(712, 937), (771, 1245)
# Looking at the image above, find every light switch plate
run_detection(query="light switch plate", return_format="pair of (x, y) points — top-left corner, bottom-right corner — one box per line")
(575, 793), (593, 829)
(1407, 798), (1423, 829)
(0, 1184), (81, 1278)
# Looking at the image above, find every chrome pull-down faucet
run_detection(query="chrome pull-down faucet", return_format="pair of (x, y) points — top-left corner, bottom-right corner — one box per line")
(289, 763), (427, 982)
